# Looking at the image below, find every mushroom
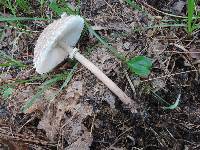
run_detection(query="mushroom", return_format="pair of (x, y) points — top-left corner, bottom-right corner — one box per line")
(34, 14), (137, 112)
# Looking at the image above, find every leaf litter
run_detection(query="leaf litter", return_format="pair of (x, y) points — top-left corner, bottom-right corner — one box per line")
(1, 0), (200, 149)
(37, 80), (93, 149)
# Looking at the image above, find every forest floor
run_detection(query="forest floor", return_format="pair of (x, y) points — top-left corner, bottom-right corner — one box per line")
(0, 0), (200, 149)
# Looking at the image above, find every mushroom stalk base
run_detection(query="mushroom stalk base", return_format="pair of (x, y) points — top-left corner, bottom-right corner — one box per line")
(74, 51), (134, 106)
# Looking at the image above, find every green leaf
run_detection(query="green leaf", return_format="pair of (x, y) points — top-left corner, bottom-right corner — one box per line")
(2, 87), (13, 99)
(127, 56), (152, 77)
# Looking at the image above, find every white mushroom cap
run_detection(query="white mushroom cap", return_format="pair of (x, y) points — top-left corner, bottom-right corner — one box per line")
(34, 15), (84, 74)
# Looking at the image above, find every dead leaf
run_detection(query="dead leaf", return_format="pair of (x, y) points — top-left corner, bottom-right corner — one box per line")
(37, 102), (63, 141)
(37, 80), (93, 149)
(24, 89), (57, 114)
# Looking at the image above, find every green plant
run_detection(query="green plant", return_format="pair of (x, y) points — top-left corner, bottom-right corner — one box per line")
(0, 16), (49, 22)
(49, 0), (77, 15)
(125, 0), (142, 11)
(187, 0), (200, 34)
(0, 50), (26, 68)
(151, 91), (180, 110)
(127, 56), (152, 77)
(164, 94), (181, 110)
(2, 87), (14, 100)
(16, 0), (31, 12)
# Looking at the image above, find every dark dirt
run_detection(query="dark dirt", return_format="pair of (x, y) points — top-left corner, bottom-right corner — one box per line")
(1, 0), (200, 149)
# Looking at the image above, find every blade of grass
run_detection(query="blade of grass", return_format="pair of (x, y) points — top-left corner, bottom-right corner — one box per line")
(0, 74), (50, 89)
(0, 16), (50, 22)
(0, 50), (26, 68)
(0, 62), (25, 68)
(6, 0), (16, 16)
(187, 0), (195, 33)
(21, 87), (46, 113)
(49, 1), (75, 16)
(58, 63), (77, 92)
(151, 90), (181, 110)
(16, 0), (31, 12)
(49, 1), (64, 15)
(47, 63), (78, 101)
(164, 94), (181, 110)
(39, 73), (66, 88)
(151, 90), (170, 106)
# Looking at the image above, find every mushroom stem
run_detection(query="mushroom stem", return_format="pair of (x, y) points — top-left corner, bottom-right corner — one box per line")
(74, 52), (132, 105)
(58, 41), (137, 111)
(74, 50), (133, 106)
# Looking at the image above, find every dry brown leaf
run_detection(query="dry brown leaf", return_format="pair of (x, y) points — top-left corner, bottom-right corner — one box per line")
(150, 39), (166, 55)
(37, 101), (65, 141)
(8, 85), (36, 115)
(61, 103), (93, 149)
(24, 89), (57, 114)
